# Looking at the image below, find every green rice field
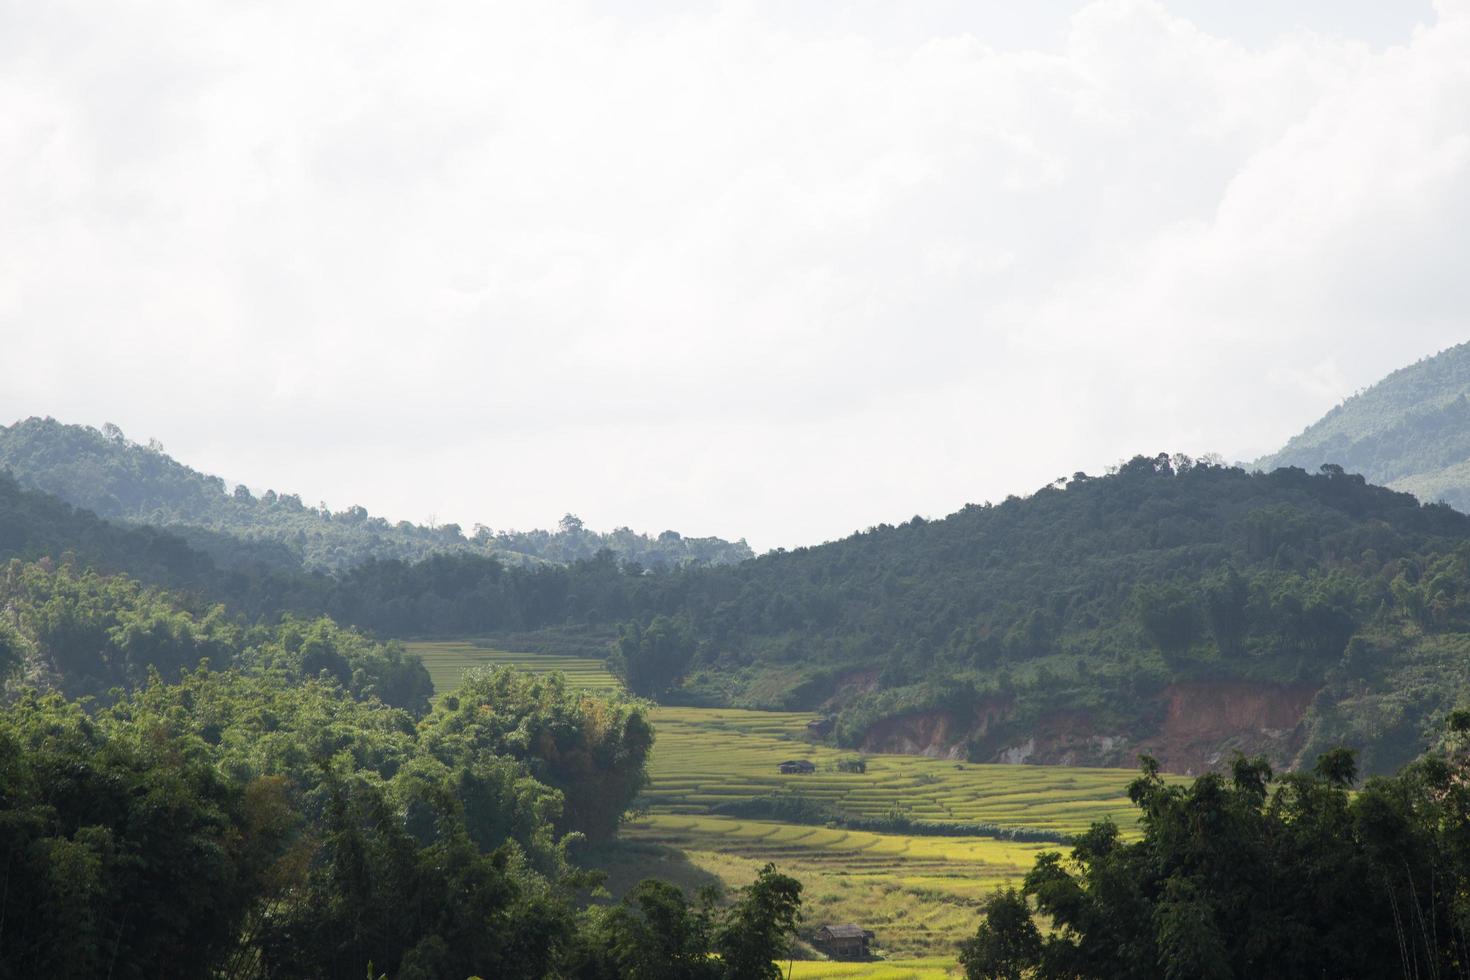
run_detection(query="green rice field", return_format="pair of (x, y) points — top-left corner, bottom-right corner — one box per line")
(619, 813), (1048, 956)
(409, 639), (622, 695)
(786, 958), (955, 980)
(407, 640), (1154, 964)
(644, 705), (1146, 834)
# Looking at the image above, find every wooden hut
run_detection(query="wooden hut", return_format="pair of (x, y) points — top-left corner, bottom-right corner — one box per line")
(814, 923), (875, 959)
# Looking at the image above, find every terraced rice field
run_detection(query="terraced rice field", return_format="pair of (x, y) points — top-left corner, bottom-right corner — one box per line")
(786, 959), (955, 980)
(408, 639), (621, 696)
(408, 640), (1154, 963)
(645, 706), (1146, 834)
(620, 813), (1048, 956)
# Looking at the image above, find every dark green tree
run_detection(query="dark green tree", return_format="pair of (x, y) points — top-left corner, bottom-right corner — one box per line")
(714, 863), (803, 980)
(959, 888), (1043, 980)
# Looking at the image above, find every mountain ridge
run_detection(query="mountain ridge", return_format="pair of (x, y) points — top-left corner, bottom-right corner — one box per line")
(1256, 340), (1470, 508)
(0, 416), (753, 573)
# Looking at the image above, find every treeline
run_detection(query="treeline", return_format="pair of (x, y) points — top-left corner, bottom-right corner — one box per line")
(12, 446), (1470, 770)
(960, 720), (1470, 979)
(0, 558), (434, 714)
(298, 457), (1470, 770)
(0, 671), (803, 979)
(0, 417), (753, 572)
(0, 563), (806, 978)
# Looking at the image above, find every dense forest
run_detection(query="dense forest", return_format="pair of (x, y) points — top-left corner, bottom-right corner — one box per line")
(5, 550), (1470, 975)
(0, 417), (753, 572)
(8, 435), (1470, 972)
(961, 723), (1470, 979)
(0, 559), (804, 979)
(1259, 340), (1470, 511)
(271, 455), (1470, 774)
(8, 448), (1470, 773)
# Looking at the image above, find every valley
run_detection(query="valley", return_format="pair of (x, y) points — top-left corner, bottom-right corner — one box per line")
(407, 639), (1161, 966)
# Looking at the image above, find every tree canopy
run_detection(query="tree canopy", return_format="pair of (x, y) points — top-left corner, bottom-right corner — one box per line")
(961, 726), (1470, 979)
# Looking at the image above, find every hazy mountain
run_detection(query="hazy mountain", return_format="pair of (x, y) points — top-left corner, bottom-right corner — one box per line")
(0, 469), (217, 587)
(0, 417), (753, 573)
(1256, 341), (1470, 510)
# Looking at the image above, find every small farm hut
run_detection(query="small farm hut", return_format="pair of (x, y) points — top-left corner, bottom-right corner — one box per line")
(814, 923), (875, 959)
(777, 759), (815, 774)
(805, 717), (834, 739)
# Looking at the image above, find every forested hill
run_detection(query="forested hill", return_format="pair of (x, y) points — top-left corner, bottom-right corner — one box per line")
(0, 416), (753, 572)
(574, 456), (1470, 774)
(296, 454), (1470, 775)
(8, 433), (1470, 775)
(1257, 340), (1470, 510)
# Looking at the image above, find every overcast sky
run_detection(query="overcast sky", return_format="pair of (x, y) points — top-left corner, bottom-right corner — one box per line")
(2, 1), (1467, 550)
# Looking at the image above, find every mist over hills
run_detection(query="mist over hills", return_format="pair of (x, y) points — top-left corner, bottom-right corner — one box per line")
(0, 417), (752, 573)
(1258, 341), (1470, 510)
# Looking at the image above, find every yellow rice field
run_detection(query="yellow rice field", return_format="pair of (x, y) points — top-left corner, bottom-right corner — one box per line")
(407, 640), (1152, 962)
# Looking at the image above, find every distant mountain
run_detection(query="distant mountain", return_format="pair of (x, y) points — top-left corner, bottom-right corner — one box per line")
(0, 417), (753, 573)
(0, 469), (217, 587)
(1257, 341), (1470, 510)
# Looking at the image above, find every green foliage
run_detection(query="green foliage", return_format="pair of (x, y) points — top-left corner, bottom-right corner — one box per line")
(0, 662), (672, 978)
(421, 666), (653, 843)
(615, 614), (697, 697)
(714, 863), (804, 980)
(566, 878), (721, 980)
(1131, 582), (1198, 656)
(959, 889), (1043, 980)
(568, 456), (1470, 770)
(562, 865), (803, 980)
(0, 559), (432, 714)
(17, 420), (1470, 776)
(1200, 564), (1248, 656)
(962, 733), (1470, 978)
(0, 691), (266, 979)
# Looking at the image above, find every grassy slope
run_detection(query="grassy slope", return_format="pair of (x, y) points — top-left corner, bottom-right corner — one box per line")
(409, 641), (1159, 962)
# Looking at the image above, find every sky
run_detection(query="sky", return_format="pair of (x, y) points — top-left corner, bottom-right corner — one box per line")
(2, 0), (1467, 551)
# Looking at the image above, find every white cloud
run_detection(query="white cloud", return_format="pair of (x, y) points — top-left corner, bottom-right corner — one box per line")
(0, 0), (1464, 549)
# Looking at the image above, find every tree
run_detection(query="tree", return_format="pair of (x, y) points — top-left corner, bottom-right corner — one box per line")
(965, 739), (1470, 979)
(714, 864), (803, 980)
(567, 879), (720, 980)
(421, 667), (652, 843)
(959, 888), (1042, 980)
(1132, 583), (1198, 656)
(1201, 565), (1248, 656)
(616, 615), (697, 699)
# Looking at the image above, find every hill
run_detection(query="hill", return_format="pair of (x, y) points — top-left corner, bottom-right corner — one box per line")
(375, 455), (1464, 776)
(293, 455), (1470, 775)
(0, 469), (218, 587)
(7, 427), (1470, 778)
(0, 416), (753, 572)
(1256, 340), (1470, 509)
(624, 456), (1470, 775)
